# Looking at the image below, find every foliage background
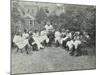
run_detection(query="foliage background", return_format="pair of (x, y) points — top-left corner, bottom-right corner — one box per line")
(11, 1), (96, 46)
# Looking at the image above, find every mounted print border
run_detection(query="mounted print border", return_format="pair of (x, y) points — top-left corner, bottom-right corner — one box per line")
(11, 0), (96, 74)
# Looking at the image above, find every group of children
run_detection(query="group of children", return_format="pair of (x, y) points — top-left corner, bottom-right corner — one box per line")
(13, 23), (90, 56)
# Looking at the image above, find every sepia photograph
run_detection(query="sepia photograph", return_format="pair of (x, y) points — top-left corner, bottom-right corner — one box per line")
(11, 0), (96, 74)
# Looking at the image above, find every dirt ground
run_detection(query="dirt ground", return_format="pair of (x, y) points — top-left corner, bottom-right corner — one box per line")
(11, 46), (96, 74)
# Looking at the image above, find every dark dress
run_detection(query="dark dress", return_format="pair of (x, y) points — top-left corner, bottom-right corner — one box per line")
(28, 37), (38, 51)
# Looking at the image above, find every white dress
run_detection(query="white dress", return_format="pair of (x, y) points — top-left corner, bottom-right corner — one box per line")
(32, 32), (44, 49)
(13, 35), (28, 49)
(55, 31), (61, 43)
(73, 40), (81, 49)
(66, 40), (74, 50)
(40, 30), (49, 43)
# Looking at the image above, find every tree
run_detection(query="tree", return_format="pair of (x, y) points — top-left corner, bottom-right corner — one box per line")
(35, 8), (47, 24)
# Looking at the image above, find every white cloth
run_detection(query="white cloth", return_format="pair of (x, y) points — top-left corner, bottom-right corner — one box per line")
(45, 25), (53, 32)
(40, 35), (49, 43)
(66, 33), (72, 38)
(40, 30), (49, 43)
(66, 40), (74, 50)
(60, 36), (69, 44)
(73, 40), (81, 49)
(55, 31), (61, 37)
(32, 36), (44, 49)
(85, 34), (90, 39)
(13, 35), (28, 49)
(55, 31), (61, 43)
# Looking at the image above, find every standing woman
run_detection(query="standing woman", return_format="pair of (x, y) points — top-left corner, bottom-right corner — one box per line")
(45, 22), (54, 46)
(55, 28), (61, 47)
